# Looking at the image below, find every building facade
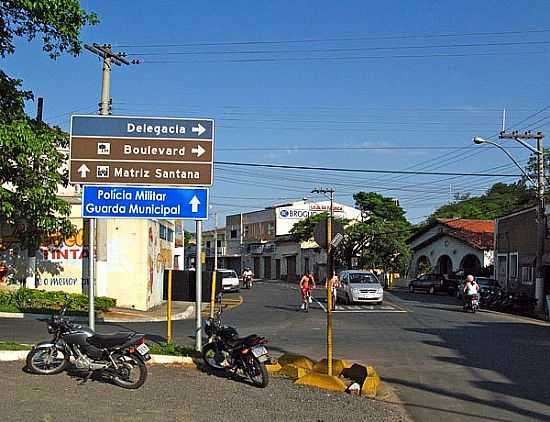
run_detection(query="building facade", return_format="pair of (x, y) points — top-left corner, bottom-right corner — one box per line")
(408, 219), (494, 279)
(495, 206), (550, 299)
(223, 200), (360, 280)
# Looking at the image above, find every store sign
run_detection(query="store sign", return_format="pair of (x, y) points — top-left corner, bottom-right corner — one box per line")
(279, 208), (311, 219)
(309, 203), (344, 213)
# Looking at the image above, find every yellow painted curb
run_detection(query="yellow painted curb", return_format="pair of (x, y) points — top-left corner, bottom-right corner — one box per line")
(313, 359), (352, 376)
(295, 373), (348, 392)
(277, 354), (315, 371)
(361, 366), (380, 397)
(279, 363), (310, 380)
(265, 362), (282, 374)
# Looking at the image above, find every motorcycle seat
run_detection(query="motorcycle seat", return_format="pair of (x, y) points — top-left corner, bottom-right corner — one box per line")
(226, 334), (259, 348)
(87, 332), (134, 348)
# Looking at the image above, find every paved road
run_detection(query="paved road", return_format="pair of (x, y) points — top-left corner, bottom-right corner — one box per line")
(1, 362), (407, 422)
(2, 280), (550, 421)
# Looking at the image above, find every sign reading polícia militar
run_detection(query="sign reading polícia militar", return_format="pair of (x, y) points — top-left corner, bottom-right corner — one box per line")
(82, 186), (208, 220)
(69, 115), (214, 186)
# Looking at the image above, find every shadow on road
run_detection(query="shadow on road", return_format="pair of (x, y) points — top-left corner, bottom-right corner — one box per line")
(395, 320), (550, 421)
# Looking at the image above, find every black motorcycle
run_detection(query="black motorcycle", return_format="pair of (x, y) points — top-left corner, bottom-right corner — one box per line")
(202, 293), (270, 388)
(26, 303), (150, 389)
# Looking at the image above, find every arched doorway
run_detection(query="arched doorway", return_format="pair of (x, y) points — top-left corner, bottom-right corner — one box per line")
(460, 254), (481, 276)
(416, 255), (431, 276)
(436, 255), (453, 276)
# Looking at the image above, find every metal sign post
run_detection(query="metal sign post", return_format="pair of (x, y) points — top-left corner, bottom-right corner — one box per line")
(88, 219), (95, 331)
(167, 269), (173, 343)
(195, 220), (203, 352)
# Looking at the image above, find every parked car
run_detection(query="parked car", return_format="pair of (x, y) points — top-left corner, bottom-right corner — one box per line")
(408, 273), (458, 296)
(337, 270), (383, 305)
(218, 269), (240, 292)
(456, 277), (502, 299)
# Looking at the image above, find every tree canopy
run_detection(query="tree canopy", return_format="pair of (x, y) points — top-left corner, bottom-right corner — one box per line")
(0, 1), (98, 249)
(429, 182), (534, 222)
(290, 192), (412, 274)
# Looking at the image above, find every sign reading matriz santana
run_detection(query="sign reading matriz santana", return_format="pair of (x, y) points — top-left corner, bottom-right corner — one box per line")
(70, 115), (214, 186)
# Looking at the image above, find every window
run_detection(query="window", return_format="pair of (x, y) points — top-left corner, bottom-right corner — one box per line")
(497, 254), (507, 287)
(167, 228), (174, 242)
(510, 253), (518, 279)
(521, 267), (534, 285)
(217, 240), (222, 248)
(230, 229), (238, 239)
(206, 241), (211, 248)
(159, 224), (167, 240)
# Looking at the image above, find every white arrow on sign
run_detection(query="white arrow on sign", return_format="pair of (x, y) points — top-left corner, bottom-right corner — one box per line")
(192, 123), (206, 137)
(191, 145), (206, 158)
(189, 195), (201, 213)
(78, 164), (90, 178)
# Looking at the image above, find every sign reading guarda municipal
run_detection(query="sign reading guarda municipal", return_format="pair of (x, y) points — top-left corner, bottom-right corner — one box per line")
(69, 115), (214, 186)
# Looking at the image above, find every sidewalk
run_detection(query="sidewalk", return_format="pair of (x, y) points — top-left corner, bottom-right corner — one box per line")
(102, 300), (197, 322)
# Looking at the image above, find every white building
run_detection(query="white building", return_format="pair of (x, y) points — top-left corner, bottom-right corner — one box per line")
(223, 200), (361, 281)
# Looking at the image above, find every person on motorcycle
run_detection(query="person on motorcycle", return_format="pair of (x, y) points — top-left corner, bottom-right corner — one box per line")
(242, 267), (254, 287)
(463, 275), (480, 308)
(299, 272), (316, 310)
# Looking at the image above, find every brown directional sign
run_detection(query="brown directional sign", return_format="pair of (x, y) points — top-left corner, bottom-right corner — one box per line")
(69, 115), (214, 186)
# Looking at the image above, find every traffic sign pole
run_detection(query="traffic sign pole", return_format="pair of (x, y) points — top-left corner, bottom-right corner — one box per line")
(195, 220), (203, 352)
(88, 219), (95, 331)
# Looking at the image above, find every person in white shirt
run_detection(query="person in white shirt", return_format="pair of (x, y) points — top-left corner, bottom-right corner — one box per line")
(463, 274), (480, 306)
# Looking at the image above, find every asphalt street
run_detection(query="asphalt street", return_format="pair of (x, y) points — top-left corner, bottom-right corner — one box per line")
(2, 280), (550, 422)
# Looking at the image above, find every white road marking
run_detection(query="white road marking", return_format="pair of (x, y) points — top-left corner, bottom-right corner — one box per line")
(312, 297), (407, 313)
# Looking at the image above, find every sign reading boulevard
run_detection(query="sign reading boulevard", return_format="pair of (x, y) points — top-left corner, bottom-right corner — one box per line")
(69, 115), (214, 186)
(82, 186), (208, 219)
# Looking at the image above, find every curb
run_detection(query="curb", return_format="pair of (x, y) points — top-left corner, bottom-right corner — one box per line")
(0, 305), (196, 323)
(0, 350), (195, 365)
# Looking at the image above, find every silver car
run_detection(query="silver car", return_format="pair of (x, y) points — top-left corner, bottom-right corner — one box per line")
(336, 271), (383, 305)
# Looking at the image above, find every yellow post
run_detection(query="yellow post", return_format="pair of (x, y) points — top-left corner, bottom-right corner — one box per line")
(167, 269), (173, 343)
(326, 215), (333, 376)
(210, 270), (217, 320)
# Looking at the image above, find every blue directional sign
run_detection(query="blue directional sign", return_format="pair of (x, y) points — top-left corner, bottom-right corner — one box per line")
(71, 115), (214, 139)
(82, 186), (209, 220)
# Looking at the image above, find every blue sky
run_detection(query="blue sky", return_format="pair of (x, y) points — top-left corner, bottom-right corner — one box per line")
(3, 0), (550, 228)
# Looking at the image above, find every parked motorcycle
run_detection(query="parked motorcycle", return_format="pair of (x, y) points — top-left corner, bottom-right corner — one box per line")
(202, 293), (270, 388)
(463, 294), (479, 313)
(26, 303), (150, 389)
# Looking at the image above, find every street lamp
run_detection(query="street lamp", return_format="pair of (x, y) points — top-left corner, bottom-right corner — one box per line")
(473, 132), (546, 313)
(472, 137), (536, 185)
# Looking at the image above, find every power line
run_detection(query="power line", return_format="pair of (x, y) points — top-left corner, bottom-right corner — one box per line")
(214, 161), (521, 177)
(140, 50), (548, 64)
(113, 28), (550, 48)
(130, 40), (550, 56)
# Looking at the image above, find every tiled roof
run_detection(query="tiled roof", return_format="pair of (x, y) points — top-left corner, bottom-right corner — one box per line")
(438, 219), (494, 250)
(437, 218), (495, 233)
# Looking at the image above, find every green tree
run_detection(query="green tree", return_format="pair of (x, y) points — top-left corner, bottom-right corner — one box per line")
(290, 193), (412, 274)
(430, 182), (533, 221)
(0, 1), (98, 252)
(351, 192), (412, 273)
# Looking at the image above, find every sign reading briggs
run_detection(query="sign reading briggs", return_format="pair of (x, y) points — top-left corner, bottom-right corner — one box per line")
(69, 115), (214, 186)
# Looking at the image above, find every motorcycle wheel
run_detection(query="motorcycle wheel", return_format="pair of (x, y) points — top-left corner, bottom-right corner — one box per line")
(244, 355), (269, 388)
(202, 342), (227, 370)
(26, 346), (69, 375)
(112, 354), (147, 389)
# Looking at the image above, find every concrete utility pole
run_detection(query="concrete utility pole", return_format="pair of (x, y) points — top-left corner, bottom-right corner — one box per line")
(500, 130), (545, 313)
(312, 187), (336, 376)
(83, 44), (136, 329)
